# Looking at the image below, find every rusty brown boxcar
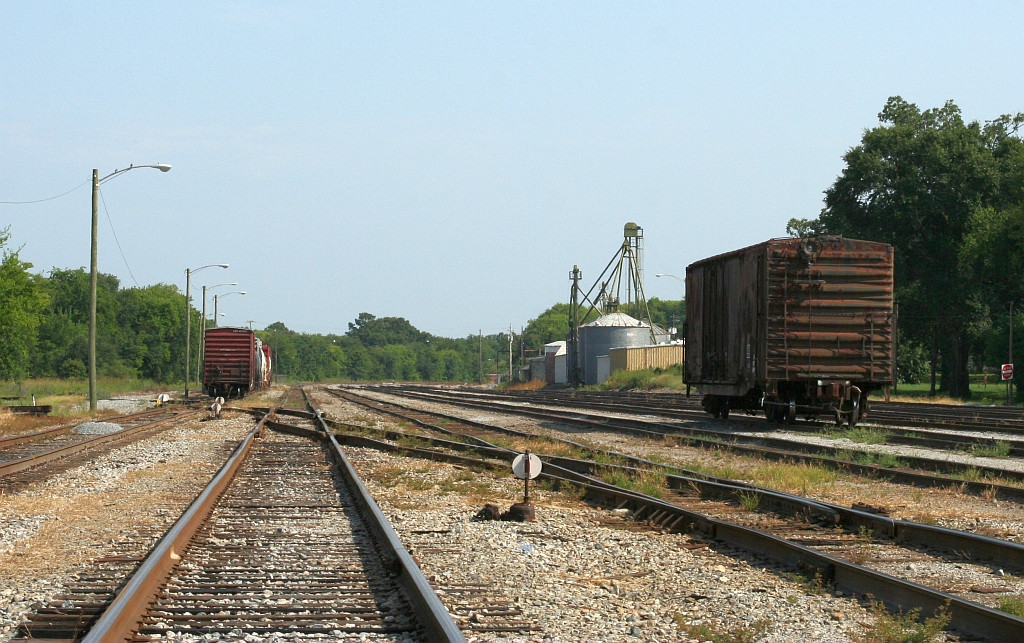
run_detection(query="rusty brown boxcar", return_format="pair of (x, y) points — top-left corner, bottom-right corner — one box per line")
(202, 327), (273, 398)
(684, 236), (894, 425)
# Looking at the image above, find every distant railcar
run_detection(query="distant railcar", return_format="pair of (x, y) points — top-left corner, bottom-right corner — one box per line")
(202, 327), (272, 398)
(684, 236), (894, 425)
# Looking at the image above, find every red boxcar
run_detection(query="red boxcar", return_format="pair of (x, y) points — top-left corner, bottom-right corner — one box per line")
(202, 327), (272, 398)
(685, 236), (894, 425)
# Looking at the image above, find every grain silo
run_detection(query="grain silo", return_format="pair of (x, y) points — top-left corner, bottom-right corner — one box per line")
(568, 222), (665, 386)
(578, 312), (668, 384)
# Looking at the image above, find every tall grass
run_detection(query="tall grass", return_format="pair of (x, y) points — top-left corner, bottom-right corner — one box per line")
(1, 377), (170, 402)
(598, 366), (684, 390)
(0, 377), (172, 421)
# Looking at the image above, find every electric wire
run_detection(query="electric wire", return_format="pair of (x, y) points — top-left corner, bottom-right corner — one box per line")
(0, 180), (91, 204)
(98, 187), (140, 287)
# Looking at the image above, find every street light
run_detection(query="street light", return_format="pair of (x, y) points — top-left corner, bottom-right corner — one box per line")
(1009, 301), (1016, 405)
(655, 273), (684, 282)
(213, 291), (247, 326)
(90, 163), (171, 411)
(197, 282), (238, 383)
(185, 263), (228, 399)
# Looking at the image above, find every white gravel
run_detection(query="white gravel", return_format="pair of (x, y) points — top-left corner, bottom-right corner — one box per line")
(72, 421), (123, 435)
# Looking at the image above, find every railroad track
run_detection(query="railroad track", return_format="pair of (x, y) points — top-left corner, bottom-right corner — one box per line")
(12, 390), (466, 641)
(313, 384), (1024, 641)
(417, 385), (1024, 454)
(0, 408), (199, 491)
(346, 385), (1024, 505)
(457, 386), (1024, 436)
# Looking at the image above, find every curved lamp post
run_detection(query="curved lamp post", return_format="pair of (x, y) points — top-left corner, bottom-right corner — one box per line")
(185, 263), (228, 399)
(90, 163), (171, 411)
(654, 273), (684, 282)
(213, 291), (247, 327)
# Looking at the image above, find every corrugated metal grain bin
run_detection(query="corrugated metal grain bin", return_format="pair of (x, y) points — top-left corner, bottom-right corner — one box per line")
(685, 236), (894, 424)
(579, 312), (668, 385)
(609, 344), (684, 374)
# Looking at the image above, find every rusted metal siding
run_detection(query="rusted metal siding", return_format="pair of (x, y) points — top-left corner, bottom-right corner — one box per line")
(203, 327), (256, 394)
(684, 244), (760, 395)
(764, 237), (894, 386)
(685, 237), (894, 397)
(609, 344), (684, 373)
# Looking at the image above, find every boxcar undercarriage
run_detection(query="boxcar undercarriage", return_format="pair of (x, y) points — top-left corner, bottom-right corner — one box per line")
(702, 379), (875, 426)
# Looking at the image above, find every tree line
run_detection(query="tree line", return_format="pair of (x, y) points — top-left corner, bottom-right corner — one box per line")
(0, 237), (685, 384)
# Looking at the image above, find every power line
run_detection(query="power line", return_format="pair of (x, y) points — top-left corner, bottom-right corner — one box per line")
(97, 188), (140, 288)
(0, 180), (90, 204)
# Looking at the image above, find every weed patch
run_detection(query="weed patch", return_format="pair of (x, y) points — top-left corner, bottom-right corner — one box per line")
(998, 596), (1024, 618)
(673, 618), (770, 643)
(970, 441), (1012, 458)
(853, 601), (950, 643)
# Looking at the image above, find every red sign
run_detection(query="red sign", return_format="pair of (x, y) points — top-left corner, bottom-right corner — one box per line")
(1002, 364), (1014, 381)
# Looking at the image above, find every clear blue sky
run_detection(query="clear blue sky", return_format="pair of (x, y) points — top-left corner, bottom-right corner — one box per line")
(3, 2), (1020, 337)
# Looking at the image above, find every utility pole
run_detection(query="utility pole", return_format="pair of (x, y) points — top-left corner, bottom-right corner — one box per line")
(1009, 301), (1015, 405)
(508, 324), (513, 382)
(568, 265), (582, 387)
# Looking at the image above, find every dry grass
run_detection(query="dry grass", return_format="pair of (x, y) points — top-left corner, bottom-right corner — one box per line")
(505, 380), (547, 391)
(0, 406), (74, 438)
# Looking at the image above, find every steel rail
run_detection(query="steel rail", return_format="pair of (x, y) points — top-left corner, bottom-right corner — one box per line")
(486, 386), (1024, 435)
(401, 385), (1024, 453)
(308, 406), (468, 642)
(84, 398), (464, 643)
(318, 408), (1024, 576)
(0, 409), (196, 478)
(317, 419), (1024, 642)
(81, 413), (267, 642)
(0, 425), (73, 450)
(368, 386), (1024, 500)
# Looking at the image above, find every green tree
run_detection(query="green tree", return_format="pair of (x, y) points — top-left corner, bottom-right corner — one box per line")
(261, 322), (299, 380)
(818, 97), (1023, 398)
(644, 297), (685, 338)
(0, 229), (49, 379)
(346, 313), (425, 346)
(32, 268), (89, 377)
(118, 284), (186, 381)
(785, 217), (826, 237)
(374, 344), (419, 380)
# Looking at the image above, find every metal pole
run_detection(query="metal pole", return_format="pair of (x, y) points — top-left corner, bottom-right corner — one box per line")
(89, 170), (99, 411)
(214, 295), (219, 327)
(185, 268), (191, 399)
(198, 285), (207, 386)
(1009, 301), (1014, 405)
